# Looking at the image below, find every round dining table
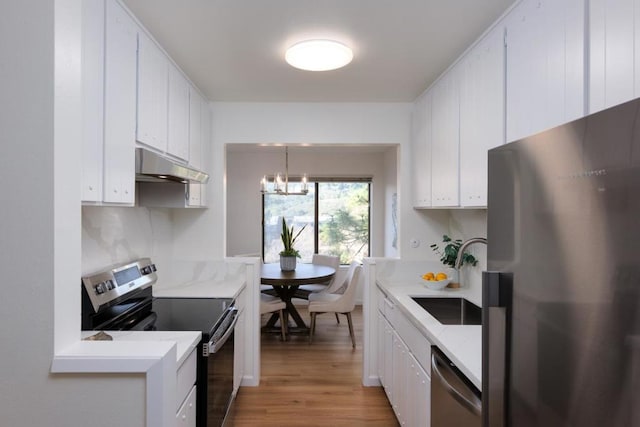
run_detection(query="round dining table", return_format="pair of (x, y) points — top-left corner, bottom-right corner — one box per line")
(261, 263), (336, 333)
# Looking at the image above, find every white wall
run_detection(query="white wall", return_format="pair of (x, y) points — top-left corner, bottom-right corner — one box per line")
(0, 1), (146, 426)
(383, 146), (399, 257)
(226, 147), (394, 258)
(209, 102), (434, 260)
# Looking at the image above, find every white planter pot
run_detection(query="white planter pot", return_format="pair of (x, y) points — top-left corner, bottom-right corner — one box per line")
(280, 255), (297, 271)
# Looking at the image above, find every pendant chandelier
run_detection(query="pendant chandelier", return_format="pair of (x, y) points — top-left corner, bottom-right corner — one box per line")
(260, 146), (309, 195)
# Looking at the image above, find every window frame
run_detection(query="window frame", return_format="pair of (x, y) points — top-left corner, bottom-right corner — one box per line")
(261, 178), (372, 264)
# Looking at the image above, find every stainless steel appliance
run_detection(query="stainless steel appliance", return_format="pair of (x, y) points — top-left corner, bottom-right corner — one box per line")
(135, 147), (209, 183)
(431, 347), (482, 426)
(82, 258), (237, 427)
(484, 98), (640, 426)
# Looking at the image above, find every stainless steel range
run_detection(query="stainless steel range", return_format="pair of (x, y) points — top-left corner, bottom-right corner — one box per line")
(81, 258), (237, 427)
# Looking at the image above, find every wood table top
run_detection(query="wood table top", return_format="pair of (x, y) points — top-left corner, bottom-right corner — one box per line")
(261, 263), (336, 286)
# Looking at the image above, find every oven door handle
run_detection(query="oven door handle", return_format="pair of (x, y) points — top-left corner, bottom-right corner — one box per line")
(208, 308), (239, 354)
(137, 312), (158, 331)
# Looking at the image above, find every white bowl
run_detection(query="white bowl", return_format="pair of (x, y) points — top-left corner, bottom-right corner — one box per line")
(422, 278), (451, 290)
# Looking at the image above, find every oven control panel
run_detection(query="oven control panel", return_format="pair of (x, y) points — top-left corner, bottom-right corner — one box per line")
(82, 258), (157, 312)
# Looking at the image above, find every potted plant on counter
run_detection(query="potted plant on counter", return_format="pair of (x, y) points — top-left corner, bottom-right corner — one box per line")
(279, 217), (306, 271)
(430, 235), (479, 287)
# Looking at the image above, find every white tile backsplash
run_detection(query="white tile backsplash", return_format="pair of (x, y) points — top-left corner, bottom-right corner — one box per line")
(448, 209), (488, 303)
(81, 206), (173, 275)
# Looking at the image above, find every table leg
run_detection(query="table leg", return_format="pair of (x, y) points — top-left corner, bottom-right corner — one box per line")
(272, 285), (308, 331)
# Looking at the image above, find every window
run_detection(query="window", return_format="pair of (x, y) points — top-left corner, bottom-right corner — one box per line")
(263, 180), (370, 264)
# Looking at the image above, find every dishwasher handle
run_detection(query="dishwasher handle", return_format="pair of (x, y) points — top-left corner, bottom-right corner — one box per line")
(431, 351), (482, 416)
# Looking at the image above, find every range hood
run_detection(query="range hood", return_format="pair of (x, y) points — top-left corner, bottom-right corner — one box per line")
(135, 148), (209, 184)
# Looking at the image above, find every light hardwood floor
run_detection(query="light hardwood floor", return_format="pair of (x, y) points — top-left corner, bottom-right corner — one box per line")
(226, 305), (399, 427)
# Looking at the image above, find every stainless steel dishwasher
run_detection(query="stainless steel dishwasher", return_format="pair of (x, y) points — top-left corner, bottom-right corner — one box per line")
(431, 347), (482, 426)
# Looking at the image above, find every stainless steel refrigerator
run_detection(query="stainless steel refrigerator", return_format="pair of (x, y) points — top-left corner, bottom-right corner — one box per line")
(483, 98), (640, 427)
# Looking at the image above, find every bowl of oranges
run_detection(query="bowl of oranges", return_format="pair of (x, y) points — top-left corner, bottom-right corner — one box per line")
(421, 271), (452, 290)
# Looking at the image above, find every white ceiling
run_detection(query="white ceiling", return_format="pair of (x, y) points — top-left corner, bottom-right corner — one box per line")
(121, 0), (516, 102)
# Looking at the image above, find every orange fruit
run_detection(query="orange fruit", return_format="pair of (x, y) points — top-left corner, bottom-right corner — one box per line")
(435, 272), (448, 281)
(422, 272), (435, 281)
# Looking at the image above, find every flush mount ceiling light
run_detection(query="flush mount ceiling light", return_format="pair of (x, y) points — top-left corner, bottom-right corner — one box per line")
(285, 39), (353, 71)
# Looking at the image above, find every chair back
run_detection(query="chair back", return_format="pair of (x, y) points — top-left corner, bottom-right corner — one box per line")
(328, 261), (361, 313)
(312, 254), (340, 288)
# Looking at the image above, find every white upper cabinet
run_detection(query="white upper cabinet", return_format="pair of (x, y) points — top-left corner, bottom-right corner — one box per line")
(195, 97), (211, 206)
(103, 0), (137, 204)
(589, 0), (640, 113)
(431, 66), (461, 207)
(459, 24), (506, 207)
(412, 23), (505, 209)
(81, 0), (211, 207)
(136, 31), (169, 152)
(505, 0), (585, 143)
(189, 87), (203, 170)
(81, 0), (105, 203)
(167, 63), (190, 162)
(81, 0), (137, 205)
(411, 91), (432, 208)
(186, 88), (205, 207)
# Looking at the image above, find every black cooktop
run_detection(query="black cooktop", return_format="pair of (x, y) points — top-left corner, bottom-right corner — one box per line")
(150, 297), (234, 338)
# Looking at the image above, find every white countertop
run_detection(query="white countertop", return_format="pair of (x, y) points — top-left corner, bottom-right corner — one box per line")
(80, 330), (201, 367)
(153, 276), (245, 299)
(377, 277), (482, 389)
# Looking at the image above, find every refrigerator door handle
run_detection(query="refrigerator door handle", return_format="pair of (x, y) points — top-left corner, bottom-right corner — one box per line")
(482, 271), (513, 427)
(431, 352), (482, 416)
(483, 271), (512, 308)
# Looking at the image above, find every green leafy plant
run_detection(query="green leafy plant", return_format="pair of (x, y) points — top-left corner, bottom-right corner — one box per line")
(280, 218), (306, 258)
(430, 235), (478, 268)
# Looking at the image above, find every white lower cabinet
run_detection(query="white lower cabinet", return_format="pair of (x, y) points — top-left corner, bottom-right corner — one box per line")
(176, 348), (197, 427)
(408, 353), (430, 427)
(378, 313), (394, 402)
(234, 288), (246, 393)
(176, 385), (196, 427)
(392, 330), (410, 425)
(377, 291), (431, 427)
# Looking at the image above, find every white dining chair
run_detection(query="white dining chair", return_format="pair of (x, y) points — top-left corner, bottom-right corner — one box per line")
(260, 294), (287, 341)
(308, 261), (361, 348)
(293, 254), (340, 299)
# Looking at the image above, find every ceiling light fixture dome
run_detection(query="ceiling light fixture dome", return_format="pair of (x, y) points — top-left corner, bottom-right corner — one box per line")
(285, 39), (353, 71)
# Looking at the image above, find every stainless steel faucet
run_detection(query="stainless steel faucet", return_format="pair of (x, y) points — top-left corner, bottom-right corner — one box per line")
(455, 237), (487, 269)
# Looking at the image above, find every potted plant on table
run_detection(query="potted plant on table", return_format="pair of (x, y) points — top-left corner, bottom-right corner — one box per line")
(279, 218), (306, 271)
(430, 235), (478, 287)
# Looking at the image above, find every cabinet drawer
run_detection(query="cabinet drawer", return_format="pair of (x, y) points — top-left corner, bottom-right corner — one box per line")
(176, 385), (196, 427)
(377, 289), (396, 320)
(376, 287), (387, 315)
(176, 348), (197, 410)
(394, 309), (432, 376)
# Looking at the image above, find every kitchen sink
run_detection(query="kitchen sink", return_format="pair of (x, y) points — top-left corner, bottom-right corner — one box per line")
(410, 297), (482, 325)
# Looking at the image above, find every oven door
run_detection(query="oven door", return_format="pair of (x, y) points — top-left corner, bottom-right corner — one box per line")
(199, 307), (238, 427)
